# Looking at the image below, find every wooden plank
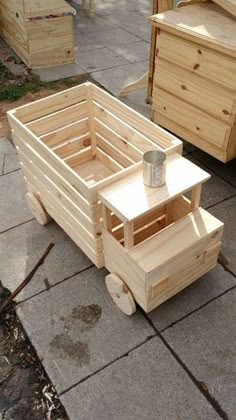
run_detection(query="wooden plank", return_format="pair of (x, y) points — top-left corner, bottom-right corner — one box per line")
(26, 101), (88, 136)
(99, 153), (210, 223)
(25, 178), (104, 269)
(102, 205), (112, 232)
(152, 88), (231, 149)
(64, 148), (92, 168)
(191, 184), (202, 210)
(153, 111), (228, 162)
(96, 147), (123, 173)
(40, 119), (89, 148)
(86, 83), (97, 156)
(23, 0), (76, 17)
(52, 134), (90, 159)
(17, 146), (102, 236)
(155, 31), (236, 92)
(172, 195), (191, 222)
(91, 83), (182, 153)
(13, 134), (101, 222)
(94, 101), (163, 154)
(129, 207), (223, 273)
(124, 222), (134, 249)
(22, 163), (103, 254)
(149, 1), (236, 57)
(95, 120), (142, 162)
(73, 156), (115, 187)
(154, 59), (236, 124)
(12, 84), (86, 123)
(8, 112), (92, 201)
(96, 134), (132, 168)
(212, 0), (236, 18)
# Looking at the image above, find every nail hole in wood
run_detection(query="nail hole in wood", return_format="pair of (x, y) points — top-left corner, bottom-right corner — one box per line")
(198, 49), (202, 55)
(196, 126), (200, 131)
(181, 85), (187, 90)
(222, 109), (230, 115)
(193, 64), (200, 70)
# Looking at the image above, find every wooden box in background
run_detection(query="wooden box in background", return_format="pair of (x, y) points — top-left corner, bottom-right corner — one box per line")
(149, 1), (236, 162)
(0, 0), (76, 69)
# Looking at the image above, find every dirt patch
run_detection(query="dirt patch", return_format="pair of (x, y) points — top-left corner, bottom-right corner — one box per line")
(0, 283), (68, 420)
(50, 334), (90, 367)
(64, 304), (102, 332)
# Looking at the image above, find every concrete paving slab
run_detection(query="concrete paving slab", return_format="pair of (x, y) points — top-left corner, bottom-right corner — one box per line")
(186, 155), (235, 209)
(74, 33), (103, 53)
(0, 137), (16, 154)
(3, 154), (21, 174)
(0, 154), (4, 174)
(0, 171), (32, 233)
(60, 336), (219, 420)
(191, 150), (236, 188)
(75, 47), (129, 72)
(110, 40), (149, 63)
(210, 196), (236, 275)
(16, 267), (154, 394)
(0, 220), (92, 302)
(33, 63), (86, 82)
(73, 10), (119, 33)
(87, 27), (141, 47)
(148, 264), (236, 331)
(163, 289), (236, 419)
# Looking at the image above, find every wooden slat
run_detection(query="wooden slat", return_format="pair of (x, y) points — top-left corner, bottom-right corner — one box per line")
(96, 147), (123, 173)
(40, 119), (89, 148)
(26, 101), (88, 136)
(96, 135), (132, 168)
(64, 148), (92, 168)
(94, 102), (163, 154)
(212, 0), (236, 17)
(153, 88), (231, 149)
(12, 133), (101, 222)
(153, 111), (228, 162)
(22, 163), (103, 253)
(18, 146), (102, 236)
(25, 177), (104, 269)
(53, 134), (90, 159)
(91, 83), (182, 153)
(13, 84), (87, 123)
(9, 113), (92, 201)
(95, 119), (142, 162)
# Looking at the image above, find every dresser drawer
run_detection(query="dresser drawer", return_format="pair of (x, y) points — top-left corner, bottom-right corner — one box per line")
(152, 88), (231, 150)
(154, 59), (236, 124)
(156, 31), (236, 92)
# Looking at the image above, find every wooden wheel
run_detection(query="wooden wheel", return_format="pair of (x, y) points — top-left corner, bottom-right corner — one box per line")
(105, 274), (136, 315)
(25, 192), (49, 225)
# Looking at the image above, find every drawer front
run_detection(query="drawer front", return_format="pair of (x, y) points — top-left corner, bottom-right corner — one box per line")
(156, 31), (236, 92)
(154, 59), (236, 124)
(146, 209), (224, 312)
(152, 88), (231, 149)
(26, 17), (74, 68)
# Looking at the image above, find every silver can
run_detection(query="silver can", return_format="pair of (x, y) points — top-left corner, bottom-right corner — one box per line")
(143, 150), (166, 188)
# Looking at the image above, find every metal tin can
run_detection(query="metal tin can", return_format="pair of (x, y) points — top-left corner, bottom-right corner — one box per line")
(143, 150), (166, 188)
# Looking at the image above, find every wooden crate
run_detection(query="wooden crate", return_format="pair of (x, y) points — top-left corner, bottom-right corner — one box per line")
(0, 0), (76, 69)
(99, 153), (224, 314)
(7, 82), (182, 268)
(149, 1), (236, 162)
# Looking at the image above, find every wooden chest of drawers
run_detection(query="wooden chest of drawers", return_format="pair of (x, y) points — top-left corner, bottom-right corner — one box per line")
(149, 1), (236, 162)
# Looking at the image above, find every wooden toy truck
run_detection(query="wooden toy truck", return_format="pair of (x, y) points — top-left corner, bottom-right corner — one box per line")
(7, 82), (224, 315)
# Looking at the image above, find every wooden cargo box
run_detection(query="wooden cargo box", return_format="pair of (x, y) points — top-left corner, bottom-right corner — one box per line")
(0, 0), (76, 69)
(149, 1), (236, 162)
(7, 82), (182, 269)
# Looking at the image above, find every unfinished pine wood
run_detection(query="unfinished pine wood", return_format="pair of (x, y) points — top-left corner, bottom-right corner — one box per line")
(154, 59), (236, 123)
(105, 274), (136, 315)
(152, 88), (231, 149)
(191, 184), (202, 210)
(149, 1), (236, 57)
(212, 0), (236, 17)
(8, 82), (184, 272)
(25, 192), (49, 225)
(0, 0), (75, 69)
(99, 153), (210, 223)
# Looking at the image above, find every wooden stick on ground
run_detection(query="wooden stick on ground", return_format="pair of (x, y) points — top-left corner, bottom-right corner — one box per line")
(0, 243), (54, 315)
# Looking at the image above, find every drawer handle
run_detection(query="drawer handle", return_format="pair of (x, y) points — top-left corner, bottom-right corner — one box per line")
(151, 275), (169, 299)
